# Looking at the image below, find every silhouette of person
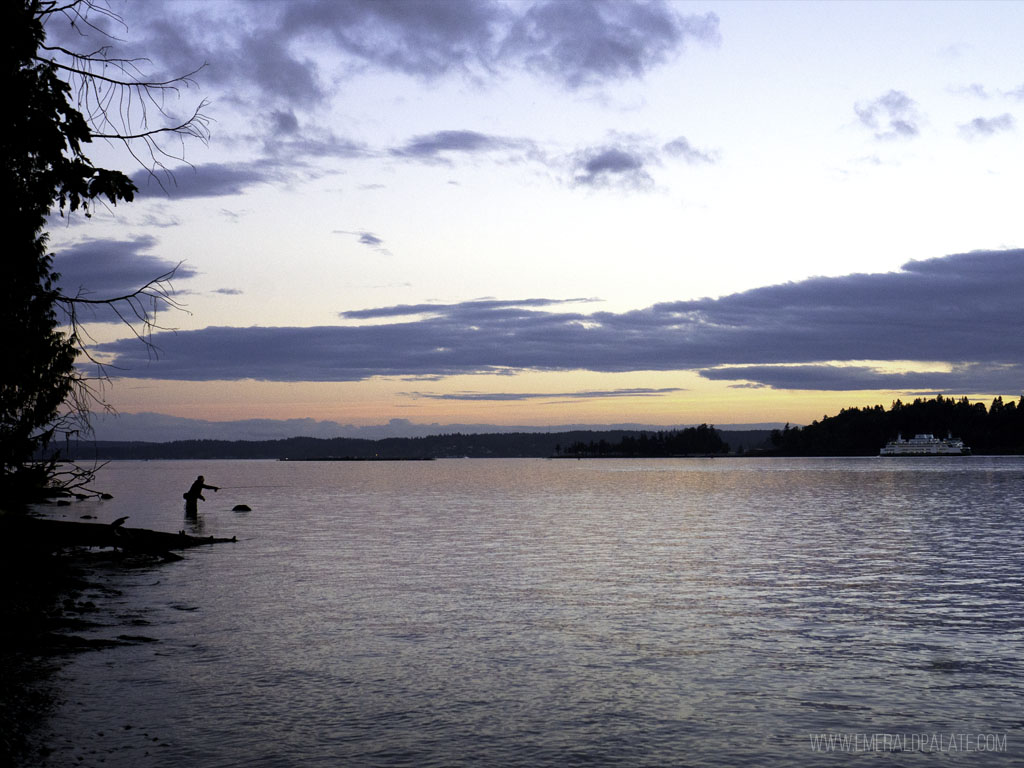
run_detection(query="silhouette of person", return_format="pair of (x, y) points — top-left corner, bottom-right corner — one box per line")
(184, 475), (219, 516)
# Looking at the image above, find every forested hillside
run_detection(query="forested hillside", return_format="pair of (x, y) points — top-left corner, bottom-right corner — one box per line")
(768, 396), (1023, 455)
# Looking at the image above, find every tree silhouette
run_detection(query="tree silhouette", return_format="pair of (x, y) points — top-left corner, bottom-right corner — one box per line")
(565, 425), (729, 457)
(2, 0), (207, 502)
(768, 395), (1023, 456)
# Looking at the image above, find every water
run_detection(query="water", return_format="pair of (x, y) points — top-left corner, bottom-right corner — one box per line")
(23, 458), (1024, 765)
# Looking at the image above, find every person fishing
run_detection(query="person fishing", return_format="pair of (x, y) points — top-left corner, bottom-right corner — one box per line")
(184, 475), (219, 515)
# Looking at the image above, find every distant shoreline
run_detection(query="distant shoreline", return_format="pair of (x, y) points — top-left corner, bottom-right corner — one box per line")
(51, 428), (776, 461)
(279, 456), (436, 462)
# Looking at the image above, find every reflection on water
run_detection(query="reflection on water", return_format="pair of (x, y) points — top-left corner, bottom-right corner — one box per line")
(24, 458), (1024, 766)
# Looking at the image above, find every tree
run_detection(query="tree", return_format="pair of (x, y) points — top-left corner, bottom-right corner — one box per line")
(1, 0), (207, 503)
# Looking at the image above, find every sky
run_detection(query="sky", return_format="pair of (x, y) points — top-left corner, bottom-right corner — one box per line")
(42, 0), (1024, 440)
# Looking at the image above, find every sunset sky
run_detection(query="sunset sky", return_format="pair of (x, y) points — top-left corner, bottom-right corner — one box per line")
(44, 0), (1024, 440)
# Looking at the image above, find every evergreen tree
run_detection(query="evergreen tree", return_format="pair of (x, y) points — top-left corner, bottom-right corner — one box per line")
(1, 1), (205, 502)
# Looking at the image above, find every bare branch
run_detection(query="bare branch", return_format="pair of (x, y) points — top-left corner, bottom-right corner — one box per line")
(37, 1), (211, 180)
(47, 57), (206, 91)
(54, 263), (190, 452)
(90, 100), (210, 141)
(57, 264), (190, 364)
(38, 0), (128, 41)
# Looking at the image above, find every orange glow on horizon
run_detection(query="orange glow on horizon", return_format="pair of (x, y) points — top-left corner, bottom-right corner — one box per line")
(102, 373), (1010, 430)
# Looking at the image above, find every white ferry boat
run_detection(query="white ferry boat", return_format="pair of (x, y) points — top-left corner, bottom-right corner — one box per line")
(879, 433), (969, 456)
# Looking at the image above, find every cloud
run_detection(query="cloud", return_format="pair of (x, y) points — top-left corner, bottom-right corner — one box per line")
(279, 0), (509, 82)
(126, 0), (717, 115)
(951, 83), (989, 99)
(390, 130), (535, 162)
(854, 90), (922, 140)
(341, 297), (594, 320)
(137, 12), (326, 107)
(501, 1), (720, 89)
(270, 109), (300, 135)
(95, 249), (1024, 394)
(571, 146), (653, 189)
(280, 0), (719, 90)
(238, 29), (325, 104)
(958, 113), (1016, 139)
(1004, 83), (1024, 100)
(697, 363), (1024, 394)
(54, 236), (197, 300)
(389, 130), (709, 191)
(263, 130), (370, 160)
(131, 163), (282, 200)
(566, 135), (714, 189)
(334, 230), (391, 254)
(662, 136), (716, 164)
(412, 387), (685, 401)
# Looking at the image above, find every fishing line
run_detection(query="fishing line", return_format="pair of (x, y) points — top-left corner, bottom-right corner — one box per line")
(216, 485), (289, 489)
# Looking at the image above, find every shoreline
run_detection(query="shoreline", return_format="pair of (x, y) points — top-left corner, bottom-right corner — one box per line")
(0, 510), (236, 767)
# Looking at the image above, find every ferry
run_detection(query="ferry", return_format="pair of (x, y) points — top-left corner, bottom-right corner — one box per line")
(879, 433), (969, 456)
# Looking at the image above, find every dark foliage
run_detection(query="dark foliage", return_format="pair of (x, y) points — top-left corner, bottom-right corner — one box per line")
(3, 1), (202, 504)
(1, 2), (135, 503)
(564, 424), (729, 457)
(768, 395), (1024, 456)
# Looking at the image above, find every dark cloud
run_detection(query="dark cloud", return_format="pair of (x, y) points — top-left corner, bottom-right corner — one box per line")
(131, 163), (280, 200)
(214, 288), (244, 296)
(270, 110), (301, 135)
(662, 136), (716, 164)
(572, 147), (653, 189)
(413, 388), (684, 401)
(334, 230), (391, 254)
(137, 13), (326, 106)
(240, 29), (325, 104)
(958, 113), (1016, 139)
(698, 363), (1024, 395)
(280, 0), (507, 81)
(390, 130), (535, 162)
(53, 237), (197, 325)
(280, 0), (718, 89)
(389, 130), (707, 191)
(264, 130), (370, 160)
(96, 250), (1024, 395)
(854, 90), (922, 140)
(501, 1), (720, 89)
(127, 0), (716, 115)
(54, 237), (196, 300)
(341, 298), (593, 320)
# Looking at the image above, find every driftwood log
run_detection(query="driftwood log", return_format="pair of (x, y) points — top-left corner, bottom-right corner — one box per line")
(6, 517), (236, 561)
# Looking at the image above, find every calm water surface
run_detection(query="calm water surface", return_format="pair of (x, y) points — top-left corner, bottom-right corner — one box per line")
(27, 458), (1024, 766)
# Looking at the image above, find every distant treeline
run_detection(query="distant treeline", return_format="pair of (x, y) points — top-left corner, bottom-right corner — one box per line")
(767, 395), (1024, 456)
(57, 428), (771, 462)
(49, 396), (1024, 461)
(560, 424), (729, 457)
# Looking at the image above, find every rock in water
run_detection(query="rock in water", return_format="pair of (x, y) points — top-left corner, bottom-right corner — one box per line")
(232, 504), (252, 512)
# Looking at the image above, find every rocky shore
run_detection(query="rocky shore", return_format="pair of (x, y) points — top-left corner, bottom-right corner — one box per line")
(0, 510), (236, 766)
